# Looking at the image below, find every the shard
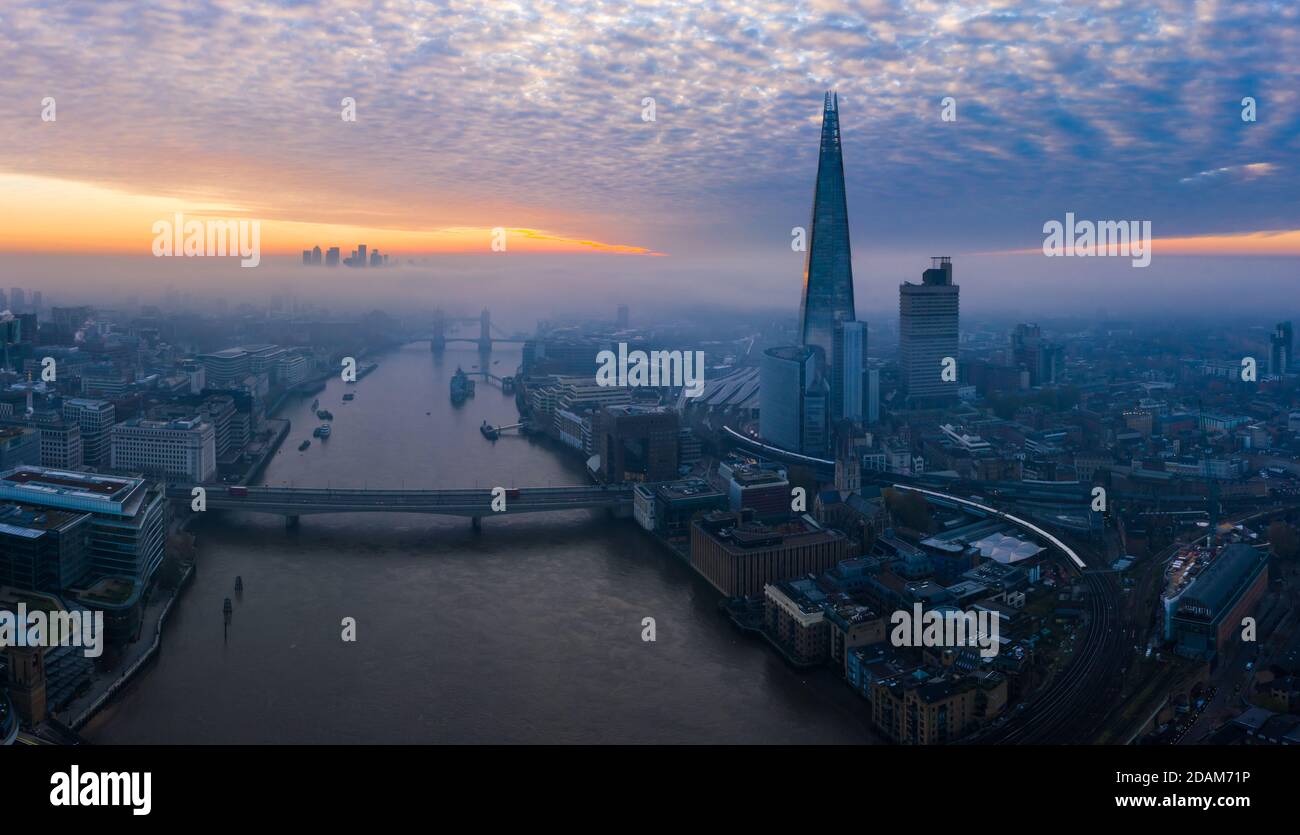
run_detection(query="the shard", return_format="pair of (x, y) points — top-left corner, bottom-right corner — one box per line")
(798, 91), (856, 369)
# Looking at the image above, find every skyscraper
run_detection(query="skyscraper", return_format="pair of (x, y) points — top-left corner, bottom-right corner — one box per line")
(1270, 321), (1292, 376)
(832, 320), (868, 421)
(899, 257), (959, 408)
(799, 92), (856, 371)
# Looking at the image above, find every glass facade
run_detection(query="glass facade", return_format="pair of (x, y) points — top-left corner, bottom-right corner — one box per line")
(799, 92), (856, 371)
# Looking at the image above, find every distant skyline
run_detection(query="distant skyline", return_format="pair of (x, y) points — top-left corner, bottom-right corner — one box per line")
(1, 0), (1298, 314)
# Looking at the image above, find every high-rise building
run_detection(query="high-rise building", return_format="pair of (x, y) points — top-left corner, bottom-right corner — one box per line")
(798, 92), (856, 373)
(899, 257), (959, 408)
(302, 249), (312, 265)
(312, 245), (322, 265)
(10, 288), (25, 313)
(35, 418), (82, 469)
(832, 320), (868, 421)
(616, 304), (629, 329)
(760, 345), (829, 456)
(357, 244), (368, 267)
(1269, 321), (1292, 376)
(867, 368), (880, 423)
(61, 398), (115, 466)
(326, 246), (340, 267)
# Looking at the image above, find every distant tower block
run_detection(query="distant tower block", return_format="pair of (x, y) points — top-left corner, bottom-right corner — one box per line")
(6, 645), (47, 726)
(479, 308), (492, 352)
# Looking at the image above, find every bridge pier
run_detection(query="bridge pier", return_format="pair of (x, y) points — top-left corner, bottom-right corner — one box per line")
(286, 515), (300, 529)
(471, 515), (482, 532)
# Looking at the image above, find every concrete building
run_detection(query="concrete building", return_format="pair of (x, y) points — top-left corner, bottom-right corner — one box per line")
(61, 398), (115, 467)
(689, 509), (849, 598)
(899, 257), (959, 408)
(764, 579), (831, 665)
(111, 417), (217, 482)
(593, 405), (678, 483)
(0, 425), (40, 469)
(1169, 543), (1270, 661)
(197, 348), (250, 389)
(871, 673), (978, 744)
(36, 419), (82, 469)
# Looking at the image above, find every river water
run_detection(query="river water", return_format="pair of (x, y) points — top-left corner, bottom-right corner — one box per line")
(83, 342), (876, 743)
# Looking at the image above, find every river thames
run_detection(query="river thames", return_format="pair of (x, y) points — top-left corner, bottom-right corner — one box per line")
(83, 342), (876, 743)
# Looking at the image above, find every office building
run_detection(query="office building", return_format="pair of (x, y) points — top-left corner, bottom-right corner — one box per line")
(111, 417), (217, 483)
(80, 364), (132, 398)
(0, 467), (167, 628)
(1011, 324), (1063, 387)
(867, 368), (880, 423)
(1169, 544), (1270, 661)
(689, 509), (849, 598)
(0, 466), (167, 638)
(760, 345), (829, 456)
(899, 257), (959, 408)
(593, 405), (679, 483)
(633, 478), (727, 541)
(198, 348), (251, 389)
(721, 463), (790, 519)
(798, 91), (856, 375)
(61, 398), (115, 467)
(35, 418), (82, 469)
(0, 504), (92, 593)
(832, 320), (868, 421)
(0, 426), (40, 469)
(1270, 321), (1292, 376)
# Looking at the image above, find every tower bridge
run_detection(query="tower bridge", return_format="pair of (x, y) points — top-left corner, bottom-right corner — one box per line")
(427, 308), (529, 352)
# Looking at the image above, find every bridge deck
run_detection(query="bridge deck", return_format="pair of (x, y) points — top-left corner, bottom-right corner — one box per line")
(169, 484), (631, 517)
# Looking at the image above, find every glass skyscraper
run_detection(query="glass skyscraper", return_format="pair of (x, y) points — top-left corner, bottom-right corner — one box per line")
(799, 91), (856, 371)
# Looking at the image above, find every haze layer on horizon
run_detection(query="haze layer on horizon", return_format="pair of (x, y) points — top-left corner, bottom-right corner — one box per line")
(1, 0), (1297, 317)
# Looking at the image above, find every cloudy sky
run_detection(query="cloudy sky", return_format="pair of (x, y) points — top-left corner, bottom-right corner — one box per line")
(2, 0), (1298, 315)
